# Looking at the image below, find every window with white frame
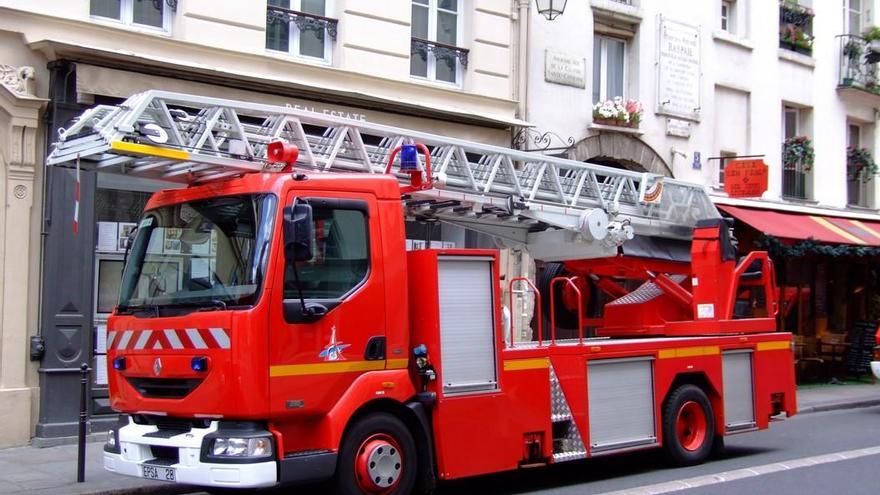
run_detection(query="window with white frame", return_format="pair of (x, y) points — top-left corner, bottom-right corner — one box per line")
(90, 0), (173, 31)
(782, 106), (811, 199)
(721, 0), (735, 33)
(844, 0), (863, 36)
(266, 0), (337, 62)
(411, 0), (468, 85)
(847, 123), (871, 207)
(592, 35), (626, 103)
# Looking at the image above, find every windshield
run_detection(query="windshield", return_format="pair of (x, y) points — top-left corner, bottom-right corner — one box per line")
(118, 194), (277, 312)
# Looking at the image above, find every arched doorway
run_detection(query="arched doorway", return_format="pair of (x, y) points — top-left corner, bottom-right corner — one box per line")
(568, 132), (672, 177)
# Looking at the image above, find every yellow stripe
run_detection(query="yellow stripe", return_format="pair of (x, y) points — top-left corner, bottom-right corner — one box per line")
(658, 346), (720, 359)
(270, 360), (384, 377)
(810, 216), (866, 245)
(503, 357), (550, 371)
(757, 341), (790, 352)
(110, 141), (190, 161)
(386, 359), (409, 369)
(850, 220), (880, 242)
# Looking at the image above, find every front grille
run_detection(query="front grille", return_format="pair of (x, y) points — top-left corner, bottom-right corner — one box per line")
(149, 445), (179, 465)
(127, 378), (203, 399)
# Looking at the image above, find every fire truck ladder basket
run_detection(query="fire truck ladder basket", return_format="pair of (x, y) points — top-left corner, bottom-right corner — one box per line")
(46, 91), (718, 255)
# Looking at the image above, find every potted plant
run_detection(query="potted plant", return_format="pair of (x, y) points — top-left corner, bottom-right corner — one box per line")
(780, 24), (813, 54)
(847, 146), (878, 182)
(863, 26), (880, 63)
(842, 39), (863, 86)
(782, 135), (814, 171)
(592, 97), (644, 128)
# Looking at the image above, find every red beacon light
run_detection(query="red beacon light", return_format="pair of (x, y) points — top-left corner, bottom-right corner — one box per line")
(385, 142), (433, 194)
(265, 140), (299, 172)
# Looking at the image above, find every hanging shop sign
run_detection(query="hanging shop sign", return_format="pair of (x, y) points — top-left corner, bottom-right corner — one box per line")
(724, 159), (769, 198)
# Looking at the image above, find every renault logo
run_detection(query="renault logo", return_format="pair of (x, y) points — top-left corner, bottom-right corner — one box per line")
(153, 358), (163, 376)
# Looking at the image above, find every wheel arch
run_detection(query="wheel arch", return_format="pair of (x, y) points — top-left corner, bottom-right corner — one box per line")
(341, 398), (437, 492)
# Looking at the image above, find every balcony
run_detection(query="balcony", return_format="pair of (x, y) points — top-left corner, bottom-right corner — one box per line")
(837, 34), (880, 97)
(779, 1), (813, 56)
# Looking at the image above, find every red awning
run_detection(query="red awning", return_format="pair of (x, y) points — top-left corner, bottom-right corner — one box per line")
(717, 205), (880, 246)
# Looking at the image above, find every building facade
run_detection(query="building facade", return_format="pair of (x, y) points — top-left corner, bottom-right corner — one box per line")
(0, 0), (522, 446)
(527, 0), (880, 378)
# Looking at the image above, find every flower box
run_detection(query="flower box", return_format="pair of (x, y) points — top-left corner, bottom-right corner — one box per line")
(592, 97), (644, 130)
(593, 117), (637, 128)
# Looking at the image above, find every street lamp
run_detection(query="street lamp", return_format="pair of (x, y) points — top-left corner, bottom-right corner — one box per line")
(535, 0), (567, 20)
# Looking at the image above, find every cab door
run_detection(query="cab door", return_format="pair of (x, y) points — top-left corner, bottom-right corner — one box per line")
(267, 191), (386, 423)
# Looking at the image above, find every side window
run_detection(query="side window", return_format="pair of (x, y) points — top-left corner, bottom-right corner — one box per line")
(284, 206), (369, 300)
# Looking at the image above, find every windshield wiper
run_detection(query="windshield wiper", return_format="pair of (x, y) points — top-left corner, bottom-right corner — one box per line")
(116, 304), (160, 317)
(198, 299), (228, 312)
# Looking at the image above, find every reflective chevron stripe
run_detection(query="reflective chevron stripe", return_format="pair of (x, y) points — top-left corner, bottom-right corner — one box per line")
(107, 328), (230, 350)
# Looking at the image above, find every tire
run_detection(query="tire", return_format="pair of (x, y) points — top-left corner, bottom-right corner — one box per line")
(537, 262), (587, 340)
(662, 384), (715, 466)
(333, 413), (418, 495)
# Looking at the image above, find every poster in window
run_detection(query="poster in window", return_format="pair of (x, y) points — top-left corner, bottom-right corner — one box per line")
(117, 222), (137, 251)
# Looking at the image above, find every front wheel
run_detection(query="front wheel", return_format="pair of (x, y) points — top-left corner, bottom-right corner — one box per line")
(334, 413), (417, 495)
(662, 384), (715, 466)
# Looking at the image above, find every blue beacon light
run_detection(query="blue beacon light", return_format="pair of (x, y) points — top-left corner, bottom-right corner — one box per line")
(400, 144), (420, 171)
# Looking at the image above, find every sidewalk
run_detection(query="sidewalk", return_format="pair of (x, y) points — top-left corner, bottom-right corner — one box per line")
(2, 382), (879, 495)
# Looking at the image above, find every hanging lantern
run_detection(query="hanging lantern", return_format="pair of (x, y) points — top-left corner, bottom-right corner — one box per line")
(535, 0), (567, 20)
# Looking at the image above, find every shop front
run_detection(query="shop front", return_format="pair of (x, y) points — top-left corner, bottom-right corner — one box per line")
(718, 203), (880, 383)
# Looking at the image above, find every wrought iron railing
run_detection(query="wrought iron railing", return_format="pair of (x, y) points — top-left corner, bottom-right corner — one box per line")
(266, 4), (338, 40)
(847, 179), (870, 207)
(411, 38), (469, 68)
(779, 1), (813, 55)
(837, 34), (880, 93)
(782, 159), (808, 199)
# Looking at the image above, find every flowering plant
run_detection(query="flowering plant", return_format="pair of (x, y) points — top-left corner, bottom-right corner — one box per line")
(592, 97), (644, 127)
(846, 146), (878, 182)
(782, 136), (814, 171)
(780, 24), (812, 50)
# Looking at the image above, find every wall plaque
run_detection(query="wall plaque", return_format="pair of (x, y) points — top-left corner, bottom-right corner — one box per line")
(545, 49), (586, 89)
(657, 16), (701, 121)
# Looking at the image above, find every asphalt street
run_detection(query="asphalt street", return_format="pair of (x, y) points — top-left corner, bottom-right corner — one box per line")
(181, 405), (880, 494)
(429, 405), (880, 494)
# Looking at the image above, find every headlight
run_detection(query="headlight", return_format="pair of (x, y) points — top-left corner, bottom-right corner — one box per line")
(106, 429), (116, 449)
(211, 437), (273, 458)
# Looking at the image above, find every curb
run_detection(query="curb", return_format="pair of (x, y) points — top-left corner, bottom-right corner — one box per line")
(797, 398), (880, 414)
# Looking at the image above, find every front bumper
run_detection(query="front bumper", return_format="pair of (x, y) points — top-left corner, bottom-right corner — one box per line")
(871, 361), (880, 380)
(104, 419), (277, 489)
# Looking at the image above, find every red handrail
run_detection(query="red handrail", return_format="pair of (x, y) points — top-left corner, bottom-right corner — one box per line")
(727, 251), (779, 319)
(549, 276), (584, 345)
(508, 277), (542, 347)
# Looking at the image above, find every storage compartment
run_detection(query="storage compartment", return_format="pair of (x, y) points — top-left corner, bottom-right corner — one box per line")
(722, 350), (756, 431)
(587, 357), (657, 452)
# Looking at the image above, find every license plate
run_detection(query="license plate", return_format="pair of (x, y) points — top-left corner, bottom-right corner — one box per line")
(141, 464), (176, 482)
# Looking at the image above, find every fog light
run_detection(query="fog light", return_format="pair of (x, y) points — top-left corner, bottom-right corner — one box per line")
(112, 357), (126, 370)
(191, 356), (209, 372)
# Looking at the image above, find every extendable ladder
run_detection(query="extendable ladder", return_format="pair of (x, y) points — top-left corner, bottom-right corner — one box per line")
(46, 90), (718, 260)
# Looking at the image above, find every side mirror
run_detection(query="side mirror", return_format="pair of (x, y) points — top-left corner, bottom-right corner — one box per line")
(283, 203), (314, 262)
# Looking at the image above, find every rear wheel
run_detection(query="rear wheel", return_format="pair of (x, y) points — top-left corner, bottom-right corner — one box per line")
(662, 384), (714, 466)
(334, 413), (417, 495)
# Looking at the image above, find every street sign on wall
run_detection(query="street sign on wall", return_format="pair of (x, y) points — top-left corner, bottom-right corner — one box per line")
(724, 159), (768, 198)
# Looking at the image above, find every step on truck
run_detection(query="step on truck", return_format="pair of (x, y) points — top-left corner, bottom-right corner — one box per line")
(46, 91), (796, 494)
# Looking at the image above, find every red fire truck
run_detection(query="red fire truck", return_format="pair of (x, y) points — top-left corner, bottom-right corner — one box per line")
(47, 91), (796, 494)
